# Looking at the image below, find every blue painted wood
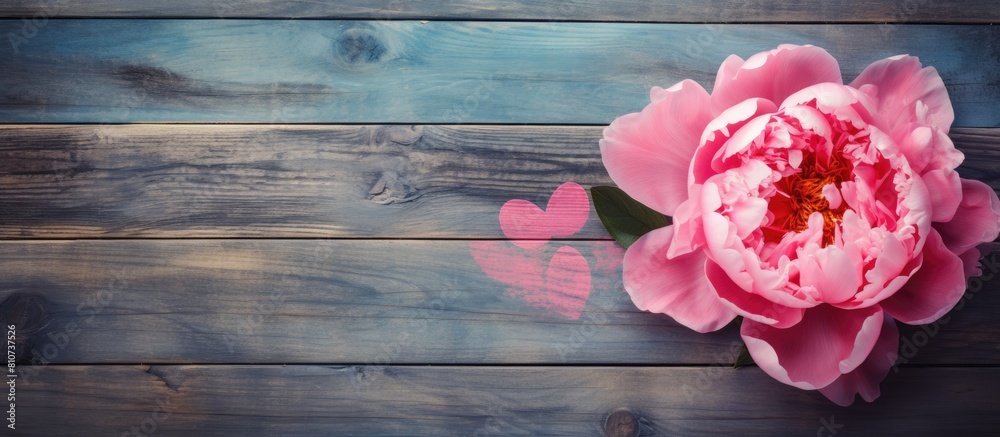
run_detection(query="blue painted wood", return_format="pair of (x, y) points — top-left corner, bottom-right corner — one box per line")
(1, 125), (998, 239)
(0, 9), (997, 433)
(2, 0), (997, 22)
(0, 21), (996, 126)
(15, 365), (1000, 436)
(1, 239), (997, 364)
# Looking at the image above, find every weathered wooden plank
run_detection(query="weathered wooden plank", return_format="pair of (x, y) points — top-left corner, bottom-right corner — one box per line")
(2, 125), (999, 239)
(1, 0), (996, 23)
(14, 365), (1000, 436)
(0, 124), (611, 238)
(1, 21), (997, 126)
(0, 240), (997, 364)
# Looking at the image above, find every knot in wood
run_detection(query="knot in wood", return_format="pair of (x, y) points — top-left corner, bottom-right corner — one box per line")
(604, 408), (640, 437)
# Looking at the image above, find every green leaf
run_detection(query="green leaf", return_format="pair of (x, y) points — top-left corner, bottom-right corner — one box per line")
(733, 342), (756, 369)
(591, 186), (670, 249)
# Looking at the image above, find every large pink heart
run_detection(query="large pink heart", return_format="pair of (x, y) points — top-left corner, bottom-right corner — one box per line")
(499, 182), (590, 250)
(469, 241), (591, 319)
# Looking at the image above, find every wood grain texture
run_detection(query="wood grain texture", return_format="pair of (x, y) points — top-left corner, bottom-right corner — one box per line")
(1, 0), (997, 22)
(0, 124), (610, 238)
(1, 21), (998, 125)
(2, 125), (999, 239)
(0, 239), (997, 364)
(15, 365), (1000, 436)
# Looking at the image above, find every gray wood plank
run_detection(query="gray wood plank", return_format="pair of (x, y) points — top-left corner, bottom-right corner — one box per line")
(13, 365), (1000, 436)
(1, 21), (997, 125)
(0, 124), (612, 238)
(0, 239), (997, 364)
(1, 0), (996, 22)
(2, 125), (999, 239)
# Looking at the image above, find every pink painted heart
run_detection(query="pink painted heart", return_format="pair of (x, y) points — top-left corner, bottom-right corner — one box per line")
(469, 241), (591, 319)
(499, 182), (591, 250)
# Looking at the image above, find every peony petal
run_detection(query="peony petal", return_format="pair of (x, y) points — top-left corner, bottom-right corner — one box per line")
(780, 82), (879, 130)
(799, 245), (863, 305)
(667, 184), (707, 258)
(707, 260), (804, 328)
(712, 44), (843, 111)
(818, 314), (900, 406)
(959, 243), (993, 280)
(850, 55), (954, 135)
(934, 179), (1000, 256)
(922, 169), (962, 222)
(823, 183), (843, 209)
(703, 210), (735, 254)
(717, 114), (770, 163)
(623, 226), (737, 333)
(897, 124), (964, 175)
(899, 168), (934, 255)
(848, 233), (912, 307)
(741, 304), (884, 390)
(600, 80), (714, 216)
(691, 97), (778, 184)
(729, 197), (769, 239)
(711, 55), (745, 111)
(881, 229), (968, 325)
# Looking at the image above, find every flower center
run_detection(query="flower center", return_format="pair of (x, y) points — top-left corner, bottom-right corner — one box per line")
(786, 175), (843, 235)
(770, 145), (854, 245)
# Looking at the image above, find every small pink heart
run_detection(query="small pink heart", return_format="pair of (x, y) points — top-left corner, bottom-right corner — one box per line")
(469, 241), (592, 319)
(499, 182), (590, 250)
(539, 246), (592, 318)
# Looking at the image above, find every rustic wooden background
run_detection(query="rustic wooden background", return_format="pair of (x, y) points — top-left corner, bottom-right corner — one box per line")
(1, 1), (998, 436)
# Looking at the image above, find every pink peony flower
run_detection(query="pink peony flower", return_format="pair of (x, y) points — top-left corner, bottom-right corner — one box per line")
(600, 45), (1000, 405)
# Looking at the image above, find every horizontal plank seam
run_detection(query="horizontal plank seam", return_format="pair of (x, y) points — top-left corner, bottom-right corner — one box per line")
(0, 122), (616, 127)
(24, 363), (1000, 368)
(0, 237), (616, 242)
(2, 122), (1000, 128)
(0, 17), (996, 24)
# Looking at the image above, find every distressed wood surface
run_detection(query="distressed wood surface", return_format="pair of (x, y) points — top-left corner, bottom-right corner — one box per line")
(1, 4), (998, 434)
(0, 239), (996, 365)
(2, 0), (997, 22)
(14, 365), (1000, 436)
(1, 21), (998, 126)
(2, 125), (998, 239)
(0, 124), (609, 238)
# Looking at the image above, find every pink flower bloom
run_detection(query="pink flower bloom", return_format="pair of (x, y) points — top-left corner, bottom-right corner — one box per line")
(601, 45), (1000, 406)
